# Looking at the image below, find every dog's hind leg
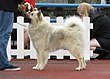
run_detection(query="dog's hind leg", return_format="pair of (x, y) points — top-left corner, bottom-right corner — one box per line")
(69, 49), (86, 71)
(75, 55), (85, 71)
(76, 57), (86, 70)
(75, 56), (83, 71)
(82, 57), (86, 69)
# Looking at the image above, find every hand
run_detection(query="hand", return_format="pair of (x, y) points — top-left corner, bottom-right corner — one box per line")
(18, 3), (28, 15)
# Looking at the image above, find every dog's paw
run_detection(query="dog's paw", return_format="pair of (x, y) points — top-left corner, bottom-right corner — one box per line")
(75, 67), (84, 71)
(75, 67), (81, 71)
(32, 66), (39, 70)
(32, 65), (44, 70)
(32, 64), (39, 69)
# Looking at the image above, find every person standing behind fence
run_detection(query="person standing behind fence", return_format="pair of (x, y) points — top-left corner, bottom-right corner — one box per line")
(77, 3), (110, 59)
(0, 0), (25, 71)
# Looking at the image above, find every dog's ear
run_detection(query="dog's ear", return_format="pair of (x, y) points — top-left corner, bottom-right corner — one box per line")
(37, 10), (41, 17)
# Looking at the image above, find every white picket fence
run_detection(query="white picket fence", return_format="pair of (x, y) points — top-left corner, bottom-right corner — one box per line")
(7, 16), (93, 61)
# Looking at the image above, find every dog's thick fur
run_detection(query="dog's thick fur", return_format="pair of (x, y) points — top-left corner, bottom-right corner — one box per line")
(28, 11), (86, 71)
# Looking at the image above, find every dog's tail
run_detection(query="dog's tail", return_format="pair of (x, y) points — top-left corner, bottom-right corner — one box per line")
(64, 16), (86, 53)
(64, 16), (85, 31)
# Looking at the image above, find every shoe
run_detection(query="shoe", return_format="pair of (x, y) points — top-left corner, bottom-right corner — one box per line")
(0, 65), (21, 71)
(95, 53), (110, 60)
(94, 47), (110, 60)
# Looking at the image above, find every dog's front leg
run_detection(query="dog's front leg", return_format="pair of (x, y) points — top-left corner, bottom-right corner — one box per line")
(32, 51), (41, 70)
(32, 50), (48, 70)
(43, 51), (49, 65)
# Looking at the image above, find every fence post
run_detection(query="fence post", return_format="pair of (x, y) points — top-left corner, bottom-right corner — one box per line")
(83, 17), (91, 60)
(16, 16), (25, 59)
(56, 17), (64, 26)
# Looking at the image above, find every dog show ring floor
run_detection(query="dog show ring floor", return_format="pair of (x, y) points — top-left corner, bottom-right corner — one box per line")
(0, 59), (110, 79)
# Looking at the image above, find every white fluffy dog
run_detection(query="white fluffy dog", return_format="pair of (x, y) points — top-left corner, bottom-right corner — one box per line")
(28, 10), (86, 71)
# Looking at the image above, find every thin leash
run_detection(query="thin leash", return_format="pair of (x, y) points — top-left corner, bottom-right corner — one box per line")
(16, 11), (30, 27)
(16, 13), (30, 27)
(17, 22), (28, 27)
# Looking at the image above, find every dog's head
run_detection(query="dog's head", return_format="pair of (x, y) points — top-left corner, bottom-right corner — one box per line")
(29, 10), (43, 23)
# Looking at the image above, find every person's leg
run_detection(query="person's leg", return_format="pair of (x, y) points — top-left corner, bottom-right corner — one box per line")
(0, 11), (14, 69)
(24, 29), (30, 49)
(90, 38), (101, 51)
(90, 38), (110, 59)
